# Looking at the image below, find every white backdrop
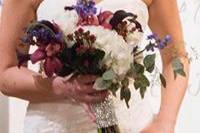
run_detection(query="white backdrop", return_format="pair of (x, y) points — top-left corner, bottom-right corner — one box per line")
(0, 0), (200, 133)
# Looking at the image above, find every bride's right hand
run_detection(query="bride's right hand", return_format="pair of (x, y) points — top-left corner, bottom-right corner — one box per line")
(52, 75), (108, 104)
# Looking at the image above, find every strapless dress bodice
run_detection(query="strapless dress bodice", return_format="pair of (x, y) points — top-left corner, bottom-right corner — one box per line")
(25, 1), (154, 133)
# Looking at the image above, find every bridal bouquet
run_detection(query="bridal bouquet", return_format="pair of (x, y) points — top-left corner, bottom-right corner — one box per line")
(18, 0), (186, 133)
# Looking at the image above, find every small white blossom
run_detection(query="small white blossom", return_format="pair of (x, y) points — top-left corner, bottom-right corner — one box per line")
(82, 26), (134, 76)
(54, 10), (79, 35)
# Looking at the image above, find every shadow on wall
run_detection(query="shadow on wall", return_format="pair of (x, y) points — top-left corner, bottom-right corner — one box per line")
(0, 93), (9, 133)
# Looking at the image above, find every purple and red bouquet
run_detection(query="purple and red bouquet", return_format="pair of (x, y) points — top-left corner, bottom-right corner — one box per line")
(18, 0), (185, 133)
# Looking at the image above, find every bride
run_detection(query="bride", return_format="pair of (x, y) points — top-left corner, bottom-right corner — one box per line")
(0, 0), (189, 133)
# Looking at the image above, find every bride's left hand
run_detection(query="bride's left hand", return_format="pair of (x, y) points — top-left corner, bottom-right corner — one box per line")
(140, 117), (175, 133)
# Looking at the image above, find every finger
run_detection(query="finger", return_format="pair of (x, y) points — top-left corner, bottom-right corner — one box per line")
(82, 103), (96, 122)
(52, 77), (66, 95)
(77, 75), (97, 84)
(74, 79), (98, 94)
(63, 73), (75, 83)
(80, 91), (108, 103)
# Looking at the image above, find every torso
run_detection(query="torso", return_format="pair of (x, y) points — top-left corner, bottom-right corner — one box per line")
(25, 0), (154, 133)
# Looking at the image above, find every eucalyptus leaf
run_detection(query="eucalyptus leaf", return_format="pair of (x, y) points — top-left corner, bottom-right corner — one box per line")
(172, 58), (183, 70)
(121, 77), (129, 88)
(143, 54), (156, 73)
(175, 69), (186, 77)
(108, 83), (120, 97)
(140, 87), (146, 99)
(138, 74), (150, 88)
(93, 77), (112, 91)
(134, 81), (140, 90)
(133, 74), (150, 91)
(172, 58), (186, 78)
(102, 69), (116, 80)
(124, 88), (131, 108)
(120, 87), (131, 108)
(130, 62), (145, 76)
(120, 88), (125, 100)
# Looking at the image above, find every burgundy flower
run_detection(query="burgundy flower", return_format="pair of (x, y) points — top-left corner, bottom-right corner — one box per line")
(98, 11), (113, 29)
(45, 43), (62, 57)
(78, 15), (99, 26)
(44, 57), (63, 77)
(30, 48), (46, 64)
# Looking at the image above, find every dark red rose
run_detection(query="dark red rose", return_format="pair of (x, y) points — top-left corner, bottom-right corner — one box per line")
(44, 57), (63, 77)
(98, 11), (113, 29)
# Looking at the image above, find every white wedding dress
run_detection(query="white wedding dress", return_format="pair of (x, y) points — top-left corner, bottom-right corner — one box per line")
(24, 0), (154, 133)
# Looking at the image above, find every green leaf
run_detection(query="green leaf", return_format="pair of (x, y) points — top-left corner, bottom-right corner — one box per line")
(121, 77), (129, 88)
(134, 81), (140, 90)
(130, 62), (145, 76)
(134, 74), (150, 91)
(120, 87), (131, 108)
(172, 58), (183, 70)
(160, 73), (166, 88)
(140, 87), (146, 99)
(97, 128), (103, 133)
(172, 58), (186, 78)
(102, 69), (116, 81)
(120, 87), (125, 100)
(94, 77), (112, 90)
(138, 74), (150, 88)
(124, 88), (131, 108)
(108, 83), (120, 97)
(175, 69), (186, 77)
(143, 54), (156, 73)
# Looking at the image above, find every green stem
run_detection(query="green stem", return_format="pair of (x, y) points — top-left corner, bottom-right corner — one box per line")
(97, 128), (103, 133)
(97, 125), (121, 133)
(134, 48), (145, 57)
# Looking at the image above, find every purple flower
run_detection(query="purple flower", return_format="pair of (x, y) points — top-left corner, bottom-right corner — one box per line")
(76, 0), (97, 18)
(146, 33), (172, 51)
(66, 0), (97, 19)
(164, 35), (172, 42)
(147, 33), (157, 40)
(22, 20), (63, 46)
(157, 35), (172, 49)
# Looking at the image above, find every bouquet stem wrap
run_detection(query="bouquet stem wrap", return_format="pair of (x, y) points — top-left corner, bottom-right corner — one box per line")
(91, 96), (121, 133)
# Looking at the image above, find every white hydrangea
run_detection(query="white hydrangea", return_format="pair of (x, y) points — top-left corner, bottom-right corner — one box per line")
(126, 31), (143, 46)
(54, 10), (79, 35)
(82, 26), (134, 76)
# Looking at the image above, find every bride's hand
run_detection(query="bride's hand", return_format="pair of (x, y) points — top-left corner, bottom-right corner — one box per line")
(140, 116), (175, 133)
(52, 75), (108, 104)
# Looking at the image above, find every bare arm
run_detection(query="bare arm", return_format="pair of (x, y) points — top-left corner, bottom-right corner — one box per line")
(0, 0), (61, 102)
(147, 0), (189, 129)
